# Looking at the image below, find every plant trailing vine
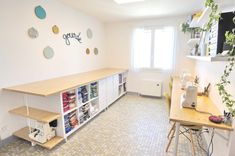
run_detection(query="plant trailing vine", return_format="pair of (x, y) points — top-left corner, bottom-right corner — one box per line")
(217, 57), (235, 115)
(204, 0), (220, 31)
(204, 0), (235, 116)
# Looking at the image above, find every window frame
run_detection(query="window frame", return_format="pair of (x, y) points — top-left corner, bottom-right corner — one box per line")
(132, 26), (176, 72)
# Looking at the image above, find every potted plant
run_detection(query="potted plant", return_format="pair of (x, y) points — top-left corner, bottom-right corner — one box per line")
(180, 22), (201, 38)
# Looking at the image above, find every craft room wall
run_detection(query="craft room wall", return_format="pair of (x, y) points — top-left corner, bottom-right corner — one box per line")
(0, 0), (106, 139)
(195, 61), (235, 156)
(105, 16), (195, 94)
(193, 5), (235, 156)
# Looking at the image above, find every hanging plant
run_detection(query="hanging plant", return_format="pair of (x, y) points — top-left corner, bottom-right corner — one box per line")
(217, 57), (235, 115)
(180, 22), (201, 38)
(216, 19), (235, 115)
(203, 0), (220, 31)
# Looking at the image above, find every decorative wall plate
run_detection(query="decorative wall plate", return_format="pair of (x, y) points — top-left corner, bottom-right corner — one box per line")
(86, 48), (90, 55)
(28, 27), (39, 39)
(87, 28), (93, 39)
(94, 48), (98, 55)
(35, 5), (46, 19)
(43, 46), (54, 59)
(52, 25), (59, 34)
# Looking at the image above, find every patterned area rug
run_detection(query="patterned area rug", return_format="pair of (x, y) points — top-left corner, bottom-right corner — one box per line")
(0, 94), (207, 156)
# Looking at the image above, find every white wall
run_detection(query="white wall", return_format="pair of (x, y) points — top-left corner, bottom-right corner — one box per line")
(195, 61), (235, 156)
(0, 0), (107, 139)
(104, 16), (195, 94)
(193, 5), (235, 156)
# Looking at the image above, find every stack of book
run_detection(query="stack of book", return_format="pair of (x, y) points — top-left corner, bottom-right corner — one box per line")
(90, 82), (98, 99)
(79, 103), (90, 124)
(78, 86), (88, 103)
(64, 110), (78, 134)
(62, 91), (76, 112)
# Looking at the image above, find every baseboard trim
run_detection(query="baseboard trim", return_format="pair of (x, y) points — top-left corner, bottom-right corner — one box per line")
(126, 91), (139, 95)
(127, 91), (163, 99)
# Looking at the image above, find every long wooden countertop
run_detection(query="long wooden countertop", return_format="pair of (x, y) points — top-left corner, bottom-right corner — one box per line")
(4, 68), (128, 97)
(170, 77), (233, 131)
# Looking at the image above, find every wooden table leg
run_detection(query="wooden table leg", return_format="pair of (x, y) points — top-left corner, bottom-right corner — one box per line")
(173, 122), (180, 156)
(167, 122), (176, 139)
(189, 130), (195, 156)
(166, 126), (176, 152)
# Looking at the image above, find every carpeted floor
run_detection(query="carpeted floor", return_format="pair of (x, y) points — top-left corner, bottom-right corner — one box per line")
(0, 94), (207, 156)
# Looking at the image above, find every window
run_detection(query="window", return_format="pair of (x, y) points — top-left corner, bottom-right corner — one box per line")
(132, 27), (175, 70)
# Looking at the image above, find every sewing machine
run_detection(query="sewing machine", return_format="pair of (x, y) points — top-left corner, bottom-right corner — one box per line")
(28, 119), (56, 144)
(181, 85), (197, 108)
(180, 72), (192, 89)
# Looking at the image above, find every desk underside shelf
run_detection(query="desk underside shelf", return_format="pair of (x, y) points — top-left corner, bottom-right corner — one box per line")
(9, 106), (60, 123)
(9, 106), (64, 149)
(13, 127), (64, 149)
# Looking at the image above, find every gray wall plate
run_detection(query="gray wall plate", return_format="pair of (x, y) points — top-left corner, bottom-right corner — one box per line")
(87, 28), (93, 39)
(94, 48), (98, 55)
(28, 27), (39, 39)
(43, 46), (54, 59)
(86, 48), (90, 55)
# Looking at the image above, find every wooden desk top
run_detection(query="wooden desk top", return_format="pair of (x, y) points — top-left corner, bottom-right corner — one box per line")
(4, 68), (128, 97)
(170, 77), (233, 131)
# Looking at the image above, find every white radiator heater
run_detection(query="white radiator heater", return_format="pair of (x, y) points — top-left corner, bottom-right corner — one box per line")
(139, 79), (162, 97)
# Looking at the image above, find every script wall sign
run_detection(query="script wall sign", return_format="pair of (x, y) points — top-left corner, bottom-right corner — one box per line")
(63, 32), (82, 45)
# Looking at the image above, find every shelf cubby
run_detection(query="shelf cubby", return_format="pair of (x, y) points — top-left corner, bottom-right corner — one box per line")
(90, 99), (99, 117)
(64, 110), (79, 134)
(78, 103), (90, 125)
(90, 82), (98, 99)
(62, 90), (77, 113)
(118, 72), (127, 95)
(77, 85), (89, 105)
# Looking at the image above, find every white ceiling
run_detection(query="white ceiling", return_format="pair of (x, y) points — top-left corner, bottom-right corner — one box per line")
(59, 0), (235, 23)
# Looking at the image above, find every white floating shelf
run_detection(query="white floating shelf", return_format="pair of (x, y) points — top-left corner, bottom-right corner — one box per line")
(189, 7), (211, 28)
(197, 7), (211, 28)
(189, 17), (200, 28)
(186, 55), (233, 62)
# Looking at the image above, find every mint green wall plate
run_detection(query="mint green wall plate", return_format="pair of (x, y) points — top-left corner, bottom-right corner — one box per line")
(43, 46), (54, 59)
(87, 28), (93, 39)
(35, 5), (46, 19)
